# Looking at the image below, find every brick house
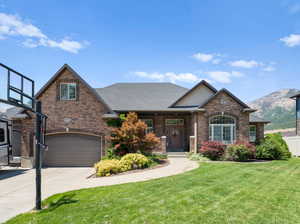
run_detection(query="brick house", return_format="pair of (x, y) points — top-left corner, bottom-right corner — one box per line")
(7, 64), (269, 167)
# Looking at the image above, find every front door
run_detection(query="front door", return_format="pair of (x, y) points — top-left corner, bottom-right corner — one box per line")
(165, 119), (185, 152)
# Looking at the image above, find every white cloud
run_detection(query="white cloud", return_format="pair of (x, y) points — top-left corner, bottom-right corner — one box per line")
(133, 70), (243, 84)
(262, 66), (276, 72)
(206, 71), (244, 84)
(192, 53), (214, 62)
(133, 71), (202, 83)
(134, 72), (165, 81)
(229, 60), (260, 69)
(212, 58), (221, 64)
(0, 13), (87, 53)
(192, 52), (224, 64)
(280, 34), (300, 47)
(165, 72), (200, 83)
(231, 71), (244, 77)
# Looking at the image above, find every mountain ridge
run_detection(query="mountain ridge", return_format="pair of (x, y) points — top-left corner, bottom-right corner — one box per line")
(248, 88), (299, 130)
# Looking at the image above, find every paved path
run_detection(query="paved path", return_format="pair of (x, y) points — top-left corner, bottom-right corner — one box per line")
(0, 157), (198, 223)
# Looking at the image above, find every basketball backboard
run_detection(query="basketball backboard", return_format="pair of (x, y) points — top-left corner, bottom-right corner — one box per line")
(0, 63), (35, 111)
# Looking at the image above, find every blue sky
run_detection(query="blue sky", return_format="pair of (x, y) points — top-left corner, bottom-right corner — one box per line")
(0, 0), (300, 103)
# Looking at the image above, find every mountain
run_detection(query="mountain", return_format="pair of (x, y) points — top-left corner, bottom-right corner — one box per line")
(248, 88), (299, 130)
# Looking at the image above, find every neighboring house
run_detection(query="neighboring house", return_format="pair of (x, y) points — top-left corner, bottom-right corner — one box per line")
(6, 64), (269, 167)
(290, 93), (300, 136)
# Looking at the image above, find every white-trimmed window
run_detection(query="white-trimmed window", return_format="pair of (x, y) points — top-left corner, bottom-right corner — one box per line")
(249, 125), (256, 143)
(209, 115), (236, 144)
(141, 119), (154, 133)
(60, 83), (77, 100)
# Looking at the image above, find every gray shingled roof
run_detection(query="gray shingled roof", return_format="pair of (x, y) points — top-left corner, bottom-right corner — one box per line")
(5, 81), (270, 122)
(249, 114), (270, 123)
(95, 83), (192, 111)
(290, 92), (300, 99)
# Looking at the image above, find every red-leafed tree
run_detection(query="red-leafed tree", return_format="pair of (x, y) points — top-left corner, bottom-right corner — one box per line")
(109, 112), (160, 155)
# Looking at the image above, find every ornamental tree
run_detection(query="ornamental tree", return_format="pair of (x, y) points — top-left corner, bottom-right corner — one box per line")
(110, 112), (160, 155)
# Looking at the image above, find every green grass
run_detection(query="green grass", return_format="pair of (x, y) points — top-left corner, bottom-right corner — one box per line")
(6, 159), (300, 224)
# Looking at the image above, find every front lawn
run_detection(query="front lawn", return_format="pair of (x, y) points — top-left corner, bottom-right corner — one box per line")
(6, 159), (300, 224)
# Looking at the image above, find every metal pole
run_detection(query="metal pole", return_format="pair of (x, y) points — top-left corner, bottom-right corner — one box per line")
(35, 101), (42, 210)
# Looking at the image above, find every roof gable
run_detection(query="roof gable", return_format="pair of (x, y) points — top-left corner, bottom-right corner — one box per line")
(36, 64), (113, 113)
(200, 88), (250, 109)
(170, 80), (218, 107)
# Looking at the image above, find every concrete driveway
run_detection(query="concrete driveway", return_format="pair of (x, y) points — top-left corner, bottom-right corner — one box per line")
(0, 157), (198, 223)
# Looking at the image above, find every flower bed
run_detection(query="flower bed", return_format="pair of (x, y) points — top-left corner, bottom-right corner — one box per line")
(94, 153), (167, 177)
(192, 133), (291, 162)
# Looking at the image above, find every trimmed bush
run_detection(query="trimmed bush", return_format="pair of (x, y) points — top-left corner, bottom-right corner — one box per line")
(226, 142), (256, 161)
(119, 153), (151, 171)
(95, 153), (155, 177)
(256, 133), (291, 160)
(199, 141), (226, 160)
(94, 159), (121, 177)
(187, 153), (211, 162)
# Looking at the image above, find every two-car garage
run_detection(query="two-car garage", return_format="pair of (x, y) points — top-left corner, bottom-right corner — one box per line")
(43, 133), (102, 167)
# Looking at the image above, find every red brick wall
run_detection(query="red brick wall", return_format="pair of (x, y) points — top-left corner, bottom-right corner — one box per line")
(17, 67), (110, 157)
(197, 91), (250, 146)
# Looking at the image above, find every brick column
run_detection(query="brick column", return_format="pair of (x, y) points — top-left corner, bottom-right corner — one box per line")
(256, 123), (265, 144)
(197, 112), (207, 144)
(160, 136), (167, 153)
(297, 119), (300, 136)
(189, 136), (195, 153)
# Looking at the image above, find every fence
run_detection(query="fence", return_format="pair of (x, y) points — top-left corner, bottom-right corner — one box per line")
(284, 136), (300, 157)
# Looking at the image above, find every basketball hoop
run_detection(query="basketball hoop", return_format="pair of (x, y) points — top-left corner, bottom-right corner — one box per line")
(0, 62), (47, 210)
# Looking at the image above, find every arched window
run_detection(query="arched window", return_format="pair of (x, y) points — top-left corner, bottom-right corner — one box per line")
(209, 115), (236, 144)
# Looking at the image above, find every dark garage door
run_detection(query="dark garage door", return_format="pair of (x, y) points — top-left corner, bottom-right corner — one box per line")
(43, 133), (101, 167)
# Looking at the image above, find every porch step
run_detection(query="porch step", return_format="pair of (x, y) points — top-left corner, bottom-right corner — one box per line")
(167, 152), (187, 158)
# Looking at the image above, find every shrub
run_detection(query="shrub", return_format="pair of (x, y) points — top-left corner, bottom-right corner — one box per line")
(101, 147), (121, 160)
(199, 141), (226, 160)
(106, 114), (126, 127)
(187, 153), (211, 162)
(256, 133), (291, 160)
(94, 159), (121, 177)
(110, 112), (160, 155)
(226, 142), (256, 161)
(119, 153), (151, 171)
